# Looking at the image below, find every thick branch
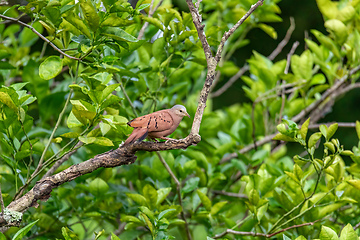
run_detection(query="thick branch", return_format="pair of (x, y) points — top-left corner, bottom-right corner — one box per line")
(185, 0), (213, 63)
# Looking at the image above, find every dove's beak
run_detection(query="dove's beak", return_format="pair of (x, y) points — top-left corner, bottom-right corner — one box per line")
(186, 112), (190, 118)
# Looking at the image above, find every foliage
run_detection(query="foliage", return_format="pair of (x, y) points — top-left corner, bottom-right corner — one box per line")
(0, 0), (360, 239)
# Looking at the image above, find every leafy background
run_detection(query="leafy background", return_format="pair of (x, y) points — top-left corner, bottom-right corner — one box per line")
(1, 0), (360, 239)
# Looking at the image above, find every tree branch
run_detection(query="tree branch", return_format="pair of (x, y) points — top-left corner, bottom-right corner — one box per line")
(214, 0), (265, 62)
(42, 142), (83, 179)
(137, 0), (164, 40)
(0, 14), (80, 60)
(211, 17), (295, 98)
(212, 190), (248, 199)
(213, 220), (320, 239)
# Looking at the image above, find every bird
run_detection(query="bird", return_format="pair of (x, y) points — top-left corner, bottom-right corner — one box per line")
(124, 105), (190, 145)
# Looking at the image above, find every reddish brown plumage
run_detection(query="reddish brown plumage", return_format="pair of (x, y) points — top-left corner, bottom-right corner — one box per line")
(124, 105), (190, 145)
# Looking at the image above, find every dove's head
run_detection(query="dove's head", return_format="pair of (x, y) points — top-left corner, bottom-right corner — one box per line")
(171, 105), (190, 118)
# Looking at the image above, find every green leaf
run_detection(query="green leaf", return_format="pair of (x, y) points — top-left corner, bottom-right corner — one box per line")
(102, 14), (134, 27)
(248, 189), (260, 206)
(300, 118), (310, 140)
(89, 178), (109, 196)
(103, 27), (138, 42)
(326, 143), (337, 155)
(169, 219), (185, 226)
(39, 56), (63, 80)
(139, 206), (155, 221)
(0, 91), (18, 111)
(143, 184), (158, 209)
(320, 124), (328, 139)
(67, 111), (84, 128)
(347, 180), (360, 190)
(121, 215), (142, 223)
(156, 187), (172, 205)
(0, 62), (16, 69)
(62, 227), (80, 240)
(273, 133), (295, 142)
(158, 209), (177, 220)
(197, 189), (212, 211)
(311, 29), (341, 59)
(79, 136), (114, 146)
(12, 219), (39, 240)
(356, 121), (360, 140)
(65, 12), (91, 38)
(0, 232), (6, 240)
(325, 19), (348, 45)
(127, 193), (147, 206)
(308, 132), (322, 148)
(340, 223), (357, 240)
(319, 226), (339, 240)
(42, 6), (62, 27)
(79, 0), (99, 32)
(257, 23), (277, 39)
(100, 83), (121, 103)
(285, 171), (300, 185)
(283, 235), (291, 240)
(318, 203), (344, 218)
(327, 123), (338, 141)
(152, 37), (167, 62)
(140, 213), (154, 235)
(291, 50), (313, 80)
(140, 16), (164, 31)
(94, 229), (105, 240)
(210, 201), (227, 215)
(111, 233), (121, 240)
(182, 177), (200, 194)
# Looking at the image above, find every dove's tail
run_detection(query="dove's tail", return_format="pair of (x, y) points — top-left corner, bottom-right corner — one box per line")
(124, 128), (148, 145)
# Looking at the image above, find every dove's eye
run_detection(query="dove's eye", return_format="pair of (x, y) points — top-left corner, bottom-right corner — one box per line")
(180, 110), (183, 112)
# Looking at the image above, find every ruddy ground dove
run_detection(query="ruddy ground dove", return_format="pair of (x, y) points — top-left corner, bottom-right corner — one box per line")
(124, 105), (190, 145)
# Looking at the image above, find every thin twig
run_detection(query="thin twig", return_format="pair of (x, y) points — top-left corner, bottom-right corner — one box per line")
(42, 142), (83, 179)
(292, 65), (360, 123)
(138, 0), (164, 40)
(115, 74), (138, 117)
(215, 0), (264, 62)
(278, 41), (299, 123)
(353, 221), (360, 230)
(212, 190), (248, 199)
(268, 17), (296, 61)
(211, 65), (249, 97)
(0, 14), (80, 60)
(284, 41), (299, 75)
(213, 220), (320, 239)
(155, 152), (192, 240)
(212, 17), (296, 98)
